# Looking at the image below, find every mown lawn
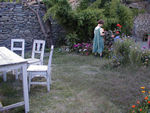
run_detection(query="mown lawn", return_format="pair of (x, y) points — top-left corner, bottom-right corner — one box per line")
(0, 51), (150, 113)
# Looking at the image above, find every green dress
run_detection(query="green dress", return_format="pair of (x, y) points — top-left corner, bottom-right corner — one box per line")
(92, 26), (104, 54)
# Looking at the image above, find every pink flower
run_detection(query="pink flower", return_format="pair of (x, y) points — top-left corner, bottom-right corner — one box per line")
(74, 44), (78, 47)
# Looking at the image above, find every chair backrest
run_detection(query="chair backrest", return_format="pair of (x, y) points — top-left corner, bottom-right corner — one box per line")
(47, 45), (54, 74)
(11, 39), (25, 58)
(32, 40), (45, 64)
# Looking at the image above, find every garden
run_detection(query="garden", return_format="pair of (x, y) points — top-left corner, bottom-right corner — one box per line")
(1, 50), (150, 113)
(0, 0), (150, 113)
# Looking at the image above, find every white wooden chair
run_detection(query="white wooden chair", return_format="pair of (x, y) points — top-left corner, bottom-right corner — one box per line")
(26, 40), (45, 65)
(27, 45), (54, 92)
(2, 39), (25, 81)
(11, 39), (25, 58)
(11, 39), (25, 80)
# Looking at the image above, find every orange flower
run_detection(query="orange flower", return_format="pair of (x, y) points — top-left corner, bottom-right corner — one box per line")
(132, 110), (135, 113)
(141, 90), (146, 93)
(139, 109), (142, 111)
(132, 105), (136, 108)
(140, 87), (145, 89)
(149, 91), (150, 94)
(148, 101), (150, 104)
(145, 96), (148, 100)
(137, 100), (140, 104)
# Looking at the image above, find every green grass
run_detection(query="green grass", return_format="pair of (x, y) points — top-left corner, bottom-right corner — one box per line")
(1, 51), (150, 113)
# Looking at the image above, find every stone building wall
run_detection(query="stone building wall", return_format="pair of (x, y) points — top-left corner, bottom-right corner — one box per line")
(0, 2), (45, 50)
(128, 1), (150, 40)
(133, 13), (150, 40)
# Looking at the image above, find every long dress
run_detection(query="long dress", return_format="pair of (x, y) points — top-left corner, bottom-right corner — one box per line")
(92, 26), (104, 54)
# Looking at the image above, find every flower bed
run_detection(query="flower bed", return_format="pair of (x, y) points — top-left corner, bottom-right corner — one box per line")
(131, 87), (150, 113)
(73, 43), (93, 56)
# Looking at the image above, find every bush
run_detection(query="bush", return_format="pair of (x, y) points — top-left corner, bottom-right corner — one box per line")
(103, 30), (114, 58)
(141, 50), (150, 67)
(112, 38), (133, 65)
(111, 38), (150, 67)
(44, 0), (134, 45)
(65, 33), (79, 49)
(76, 9), (105, 42)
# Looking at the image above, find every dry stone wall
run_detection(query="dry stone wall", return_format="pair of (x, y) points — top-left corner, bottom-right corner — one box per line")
(133, 13), (150, 40)
(0, 2), (45, 50)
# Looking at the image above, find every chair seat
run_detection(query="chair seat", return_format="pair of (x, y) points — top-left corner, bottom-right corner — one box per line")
(26, 58), (41, 64)
(27, 65), (48, 72)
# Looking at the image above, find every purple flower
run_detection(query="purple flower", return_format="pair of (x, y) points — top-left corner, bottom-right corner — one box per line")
(141, 46), (148, 50)
(74, 44), (78, 48)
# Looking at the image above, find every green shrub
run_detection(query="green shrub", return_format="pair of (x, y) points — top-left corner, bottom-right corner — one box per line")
(129, 46), (142, 65)
(103, 30), (114, 58)
(76, 8), (105, 42)
(113, 38), (133, 64)
(117, 4), (133, 35)
(141, 50), (150, 67)
(44, 0), (134, 45)
(112, 38), (150, 67)
(65, 32), (79, 48)
(77, 0), (89, 10)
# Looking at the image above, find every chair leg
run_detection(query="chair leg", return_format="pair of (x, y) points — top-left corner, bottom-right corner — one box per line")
(47, 74), (50, 92)
(49, 73), (52, 84)
(12, 70), (15, 75)
(28, 73), (31, 92)
(15, 69), (19, 80)
(19, 68), (23, 80)
(3, 71), (7, 82)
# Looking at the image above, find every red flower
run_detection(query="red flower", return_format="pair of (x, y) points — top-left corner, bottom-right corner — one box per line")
(145, 96), (148, 100)
(132, 105), (136, 108)
(148, 101), (150, 104)
(139, 109), (142, 111)
(116, 31), (120, 34)
(116, 24), (122, 28)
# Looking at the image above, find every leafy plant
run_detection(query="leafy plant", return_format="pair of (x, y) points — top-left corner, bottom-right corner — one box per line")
(44, 0), (134, 45)
(65, 32), (79, 48)
(103, 30), (114, 58)
(111, 38), (150, 67)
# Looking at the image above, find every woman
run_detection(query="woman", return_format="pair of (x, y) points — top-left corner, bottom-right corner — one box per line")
(92, 19), (105, 58)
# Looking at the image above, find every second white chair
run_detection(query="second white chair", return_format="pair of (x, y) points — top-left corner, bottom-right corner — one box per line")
(27, 45), (54, 92)
(26, 40), (45, 65)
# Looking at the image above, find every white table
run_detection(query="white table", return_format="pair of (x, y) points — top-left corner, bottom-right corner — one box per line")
(0, 47), (29, 113)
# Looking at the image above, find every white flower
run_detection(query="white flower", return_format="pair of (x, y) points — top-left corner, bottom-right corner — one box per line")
(66, 48), (69, 52)
(83, 49), (87, 51)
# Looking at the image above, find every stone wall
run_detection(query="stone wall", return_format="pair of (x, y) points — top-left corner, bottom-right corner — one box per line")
(0, 2), (45, 50)
(133, 13), (150, 40)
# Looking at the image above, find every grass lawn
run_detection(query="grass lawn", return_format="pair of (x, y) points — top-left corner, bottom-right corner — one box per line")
(1, 51), (150, 113)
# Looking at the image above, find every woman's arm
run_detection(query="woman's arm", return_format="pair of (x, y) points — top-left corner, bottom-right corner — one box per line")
(100, 28), (105, 36)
